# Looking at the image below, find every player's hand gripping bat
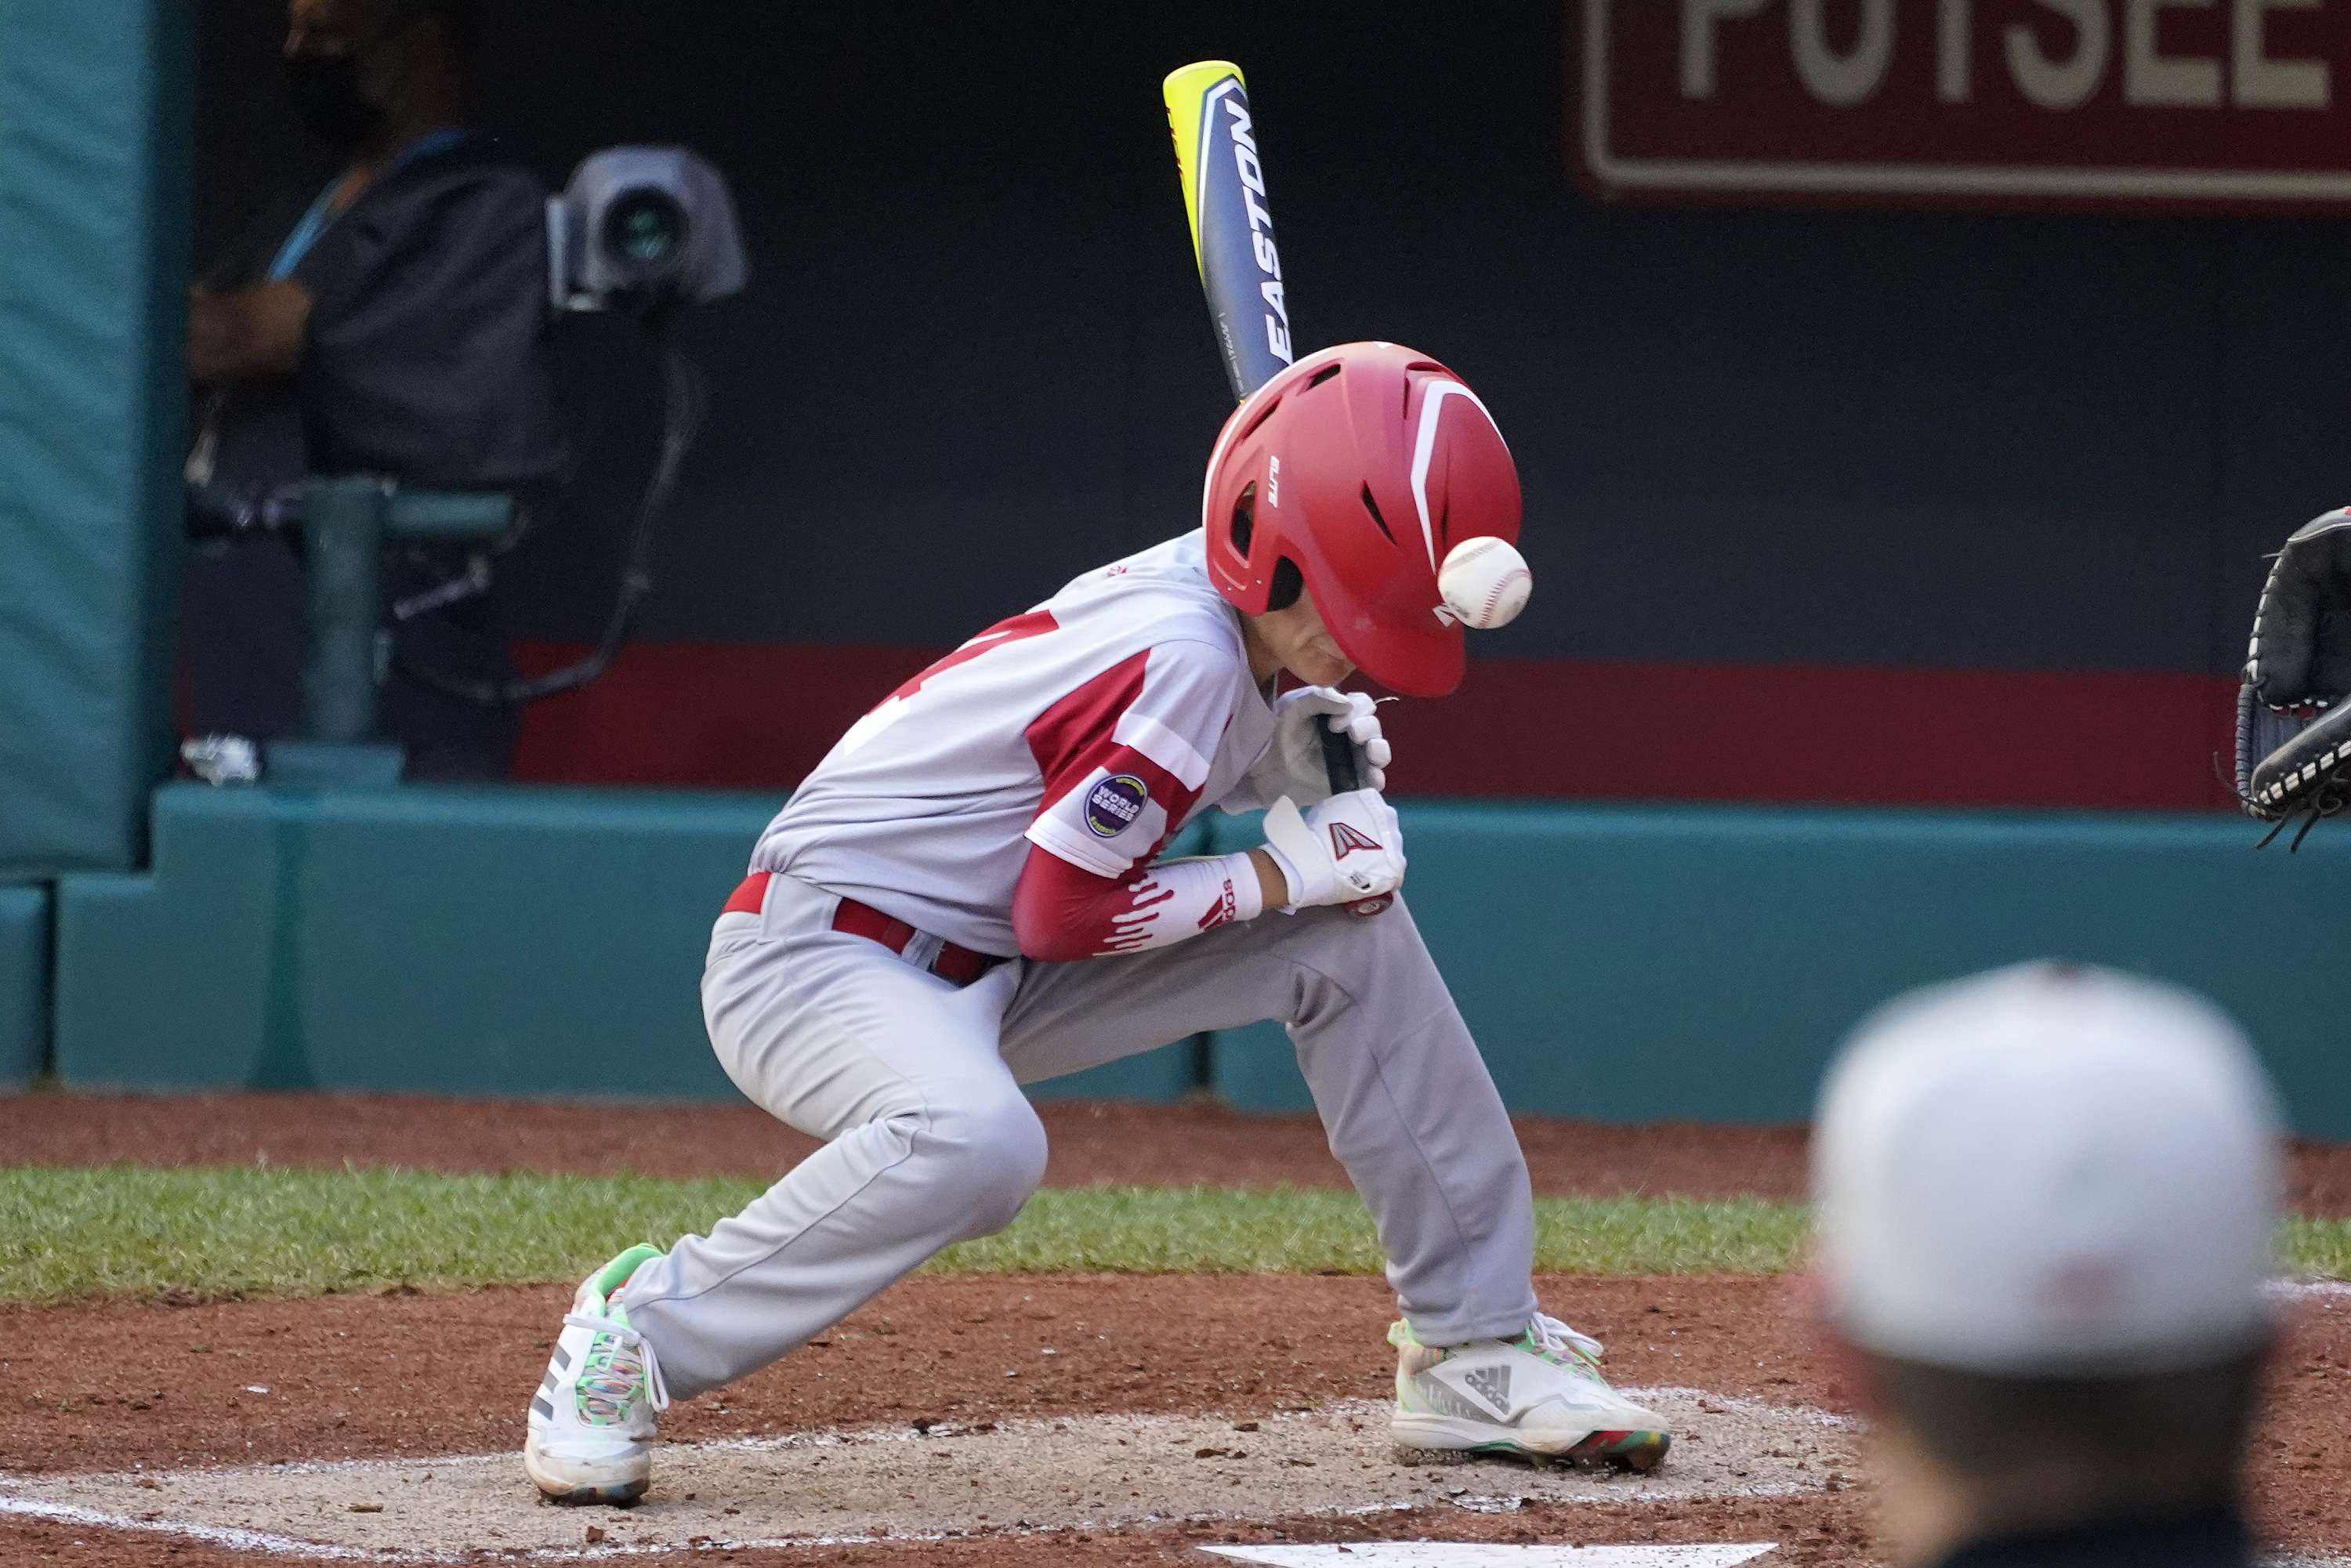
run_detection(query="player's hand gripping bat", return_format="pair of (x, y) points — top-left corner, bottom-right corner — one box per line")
(1165, 62), (1390, 916)
(1316, 721), (1395, 917)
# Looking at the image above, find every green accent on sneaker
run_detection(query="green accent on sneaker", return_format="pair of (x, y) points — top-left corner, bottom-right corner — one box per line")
(575, 1331), (650, 1426)
(592, 1243), (662, 1305)
(572, 1244), (662, 1429)
(1514, 1323), (1601, 1376)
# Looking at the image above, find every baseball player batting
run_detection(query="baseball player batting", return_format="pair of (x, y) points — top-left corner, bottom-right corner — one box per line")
(520, 346), (1666, 1501)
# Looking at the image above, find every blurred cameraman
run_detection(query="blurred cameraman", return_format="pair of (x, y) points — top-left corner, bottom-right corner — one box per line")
(1813, 963), (2278, 1568)
(183, 0), (567, 780)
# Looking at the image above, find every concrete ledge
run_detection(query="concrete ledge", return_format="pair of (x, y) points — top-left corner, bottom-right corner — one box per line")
(1207, 803), (2351, 1139)
(0, 882), (47, 1088)
(51, 784), (1187, 1103)
(53, 787), (2349, 1133)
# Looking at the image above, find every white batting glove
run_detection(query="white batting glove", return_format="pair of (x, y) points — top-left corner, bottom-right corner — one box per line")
(1237, 688), (1391, 809)
(1259, 790), (1406, 909)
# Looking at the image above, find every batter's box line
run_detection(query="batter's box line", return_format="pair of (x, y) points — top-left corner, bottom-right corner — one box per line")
(0, 1479), (1444, 1566)
(0, 1493), (386, 1563)
(0, 1501), (1826, 1564)
(0, 1470), (1851, 1566)
(0, 1490), (933, 1564)
(0, 1486), (1834, 1568)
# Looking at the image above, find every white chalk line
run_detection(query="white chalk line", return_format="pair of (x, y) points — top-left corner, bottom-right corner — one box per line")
(0, 1483), (1834, 1568)
(0, 1389), (1854, 1563)
(0, 1490), (918, 1563)
(2, 1473), (1844, 1566)
(1204, 1546), (1780, 1568)
(0, 1494), (384, 1562)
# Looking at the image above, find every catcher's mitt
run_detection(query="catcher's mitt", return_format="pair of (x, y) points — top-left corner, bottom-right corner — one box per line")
(2237, 507), (2351, 846)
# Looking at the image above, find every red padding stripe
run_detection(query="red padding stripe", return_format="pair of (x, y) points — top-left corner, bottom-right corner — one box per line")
(513, 642), (2239, 810)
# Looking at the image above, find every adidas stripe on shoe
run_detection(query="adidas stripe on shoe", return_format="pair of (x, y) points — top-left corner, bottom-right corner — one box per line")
(524, 1244), (670, 1504)
(1389, 1313), (1671, 1469)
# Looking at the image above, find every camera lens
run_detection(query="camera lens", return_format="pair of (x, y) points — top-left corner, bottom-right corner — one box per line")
(600, 187), (689, 273)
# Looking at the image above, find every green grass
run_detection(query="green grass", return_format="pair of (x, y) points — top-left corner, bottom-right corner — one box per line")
(2, 1165), (2343, 1305)
(933, 1186), (1810, 1277)
(2284, 1215), (2351, 1281)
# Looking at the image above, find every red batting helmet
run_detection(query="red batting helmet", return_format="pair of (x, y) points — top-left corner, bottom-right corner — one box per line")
(1202, 341), (1523, 697)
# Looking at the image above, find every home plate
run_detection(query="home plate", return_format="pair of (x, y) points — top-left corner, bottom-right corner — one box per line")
(0, 1390), (1853, 1560)
(1203, 1546), (1779, 1567)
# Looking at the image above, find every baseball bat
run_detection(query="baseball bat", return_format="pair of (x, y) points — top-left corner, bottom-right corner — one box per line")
(1166, 62), (1389, 915)
(1163, 61), (1294, 404)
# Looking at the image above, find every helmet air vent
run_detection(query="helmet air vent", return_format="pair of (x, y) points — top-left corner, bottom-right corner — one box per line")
(1306, 363), (1342, 390)
(1238, 394), (1284, 440)
(1359, 484), (1395, 544)
(1231, 482), (1257, 558)
(1268, 557), (1304, 612)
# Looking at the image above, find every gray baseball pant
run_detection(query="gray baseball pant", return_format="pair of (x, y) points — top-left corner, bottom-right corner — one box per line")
(621, 871), (1539, 1400)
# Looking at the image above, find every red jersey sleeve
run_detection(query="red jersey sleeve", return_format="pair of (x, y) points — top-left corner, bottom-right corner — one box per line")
(1009, 842), (1264, 963)
(1023, 639), (1238, 878)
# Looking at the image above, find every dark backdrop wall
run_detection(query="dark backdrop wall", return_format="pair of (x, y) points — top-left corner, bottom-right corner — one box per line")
(194, 0), (2351, 807)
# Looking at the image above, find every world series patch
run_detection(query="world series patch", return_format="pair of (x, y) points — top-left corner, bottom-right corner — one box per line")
(1085, 774), (1149, 838)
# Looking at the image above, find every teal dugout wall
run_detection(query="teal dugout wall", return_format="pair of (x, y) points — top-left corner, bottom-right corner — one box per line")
(1208, 804), (2351, 1138)
(49, 786), (2351, 1134)
(52, 784), (1190, 1103)
(0, 883), (49, 1089)
(0, 0), (192, 874)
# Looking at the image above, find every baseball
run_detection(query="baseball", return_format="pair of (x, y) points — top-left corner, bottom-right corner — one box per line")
(1439, 536), (1532, 629)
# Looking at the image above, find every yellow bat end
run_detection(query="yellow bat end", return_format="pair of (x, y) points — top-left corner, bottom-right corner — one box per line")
(1163, 60), (1244, 277)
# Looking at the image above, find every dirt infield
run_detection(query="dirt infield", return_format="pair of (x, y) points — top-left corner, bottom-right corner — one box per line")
(0, 1274), (1871, 1566)
(4, 1274), (2348, 1566)
(11, 1089), (2351, 1213)
(5, 1275), (1838, 1567)
(5, 1095), (2349, 1563)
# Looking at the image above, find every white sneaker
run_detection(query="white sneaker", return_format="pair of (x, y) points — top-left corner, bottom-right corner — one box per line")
(524, 1244), (670, 1503)
(1389, 1313), (1671, 1469)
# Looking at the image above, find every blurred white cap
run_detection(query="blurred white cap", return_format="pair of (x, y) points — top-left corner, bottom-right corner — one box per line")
(1813, 961), (2281, 1377)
